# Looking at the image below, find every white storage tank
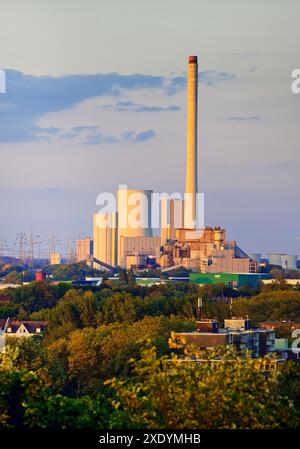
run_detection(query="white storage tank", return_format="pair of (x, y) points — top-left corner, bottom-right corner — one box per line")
(281, 255), (298, 270)
(268, 253), (284, 266)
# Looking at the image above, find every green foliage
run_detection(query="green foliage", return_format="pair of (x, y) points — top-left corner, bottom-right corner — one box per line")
(0, 265), (32, 284)
(2, 281), (300, 430)
(107, 341), (300, 429)
(0, 349), (111, 429)
(7, 282), (73, 314)
(43, 261), (103, 281)
(232, 290), (300, 325)
(8, 315), (195, 397)
(278, 361), (300, 412)
(0, 303), (20, 319)
(127, 268), (135, 286)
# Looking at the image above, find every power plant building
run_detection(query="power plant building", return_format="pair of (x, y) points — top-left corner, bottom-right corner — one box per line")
(158, 56), (256, 274)
(93, 212), (117, 269)
(119, 236), (161, 269)
(268, 253), (298, 269)
(50, 252), (61, 265)
(248, 253), (261, 264)
(117, 188), (153, 266)
(76, 237), (93, 263)
(281, 255), (298, 270)
(268, 253), (284, 266)
(160, 197), (184, 245)
(90, 55), (264, 275)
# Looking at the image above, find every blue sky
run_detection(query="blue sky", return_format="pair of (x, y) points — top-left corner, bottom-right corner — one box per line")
(0, 0), (299, 257)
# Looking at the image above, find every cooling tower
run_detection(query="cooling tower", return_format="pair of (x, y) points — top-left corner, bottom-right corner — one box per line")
(184, 55), (198, 229)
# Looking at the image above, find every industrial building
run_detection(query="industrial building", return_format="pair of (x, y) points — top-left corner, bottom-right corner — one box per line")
(89, 56), (274, 275)
(160, 227), (257, 273)
(268, 253), (298, 269)
(119, 235), (160, 269)
(248, 253), (261, 264)
(160, 197), (185, 245)
(173, 317), (276, 358)
(92, 188), (161, 270)
(93, 212), (117, 269)
(158, 56), (257, 274)
(190, 272), (271, 288)
(117, 188), (156, 267)
(50, 252), (61, 265)
(76, 237), (93, 263)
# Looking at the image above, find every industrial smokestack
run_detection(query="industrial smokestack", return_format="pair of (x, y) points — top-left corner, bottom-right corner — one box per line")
(184, 55), (198, 229)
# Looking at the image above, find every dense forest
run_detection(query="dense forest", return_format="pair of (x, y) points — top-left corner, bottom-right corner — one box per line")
(1, 279), (300, 429)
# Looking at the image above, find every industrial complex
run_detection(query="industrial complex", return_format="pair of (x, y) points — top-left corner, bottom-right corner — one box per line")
(72, 55), (298, 285)
(2, 55), (298, 287)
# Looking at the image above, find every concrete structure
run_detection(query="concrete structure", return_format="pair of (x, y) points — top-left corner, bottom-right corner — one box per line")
(93, 212), (117, 268)
(184, 55), (198, 229)
(50, 252), (61, 265)
(267, 253), (298, 269)
(125, 255), (146, 269)
(281, 255), (298, 270)
(173, 318), (275, 358)
(160, 197), (184, 244)
(76, 237), (93, 263)
(88, 56), (264, 274)
(268, 253), (284, 266)
(119, 235), (160, 269)
(157, 57), (255, 274)
(160, 196), (169, 246)
(205, 243), (257, 273)
(117, 188), (153, 265)
(190, 272), (271, 288)
(160, 227), (256, 273)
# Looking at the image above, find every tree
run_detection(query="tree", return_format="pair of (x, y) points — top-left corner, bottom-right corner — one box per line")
(278, 361), (300, 412)
(232, 290), (300, 325)
(127, 268), (135, 287)
(107, 340), (300, 429)
(118, 269), (128, 284)
(67, 328), (102, 395)
(0, 348), (111, 429)
(98, 292), (142, 324)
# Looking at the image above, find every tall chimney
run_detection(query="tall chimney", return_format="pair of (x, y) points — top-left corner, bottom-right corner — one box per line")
(184, 55), (198, 229)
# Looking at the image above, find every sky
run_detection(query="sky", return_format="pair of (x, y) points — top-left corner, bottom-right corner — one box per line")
(0, 0), (299, 258)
